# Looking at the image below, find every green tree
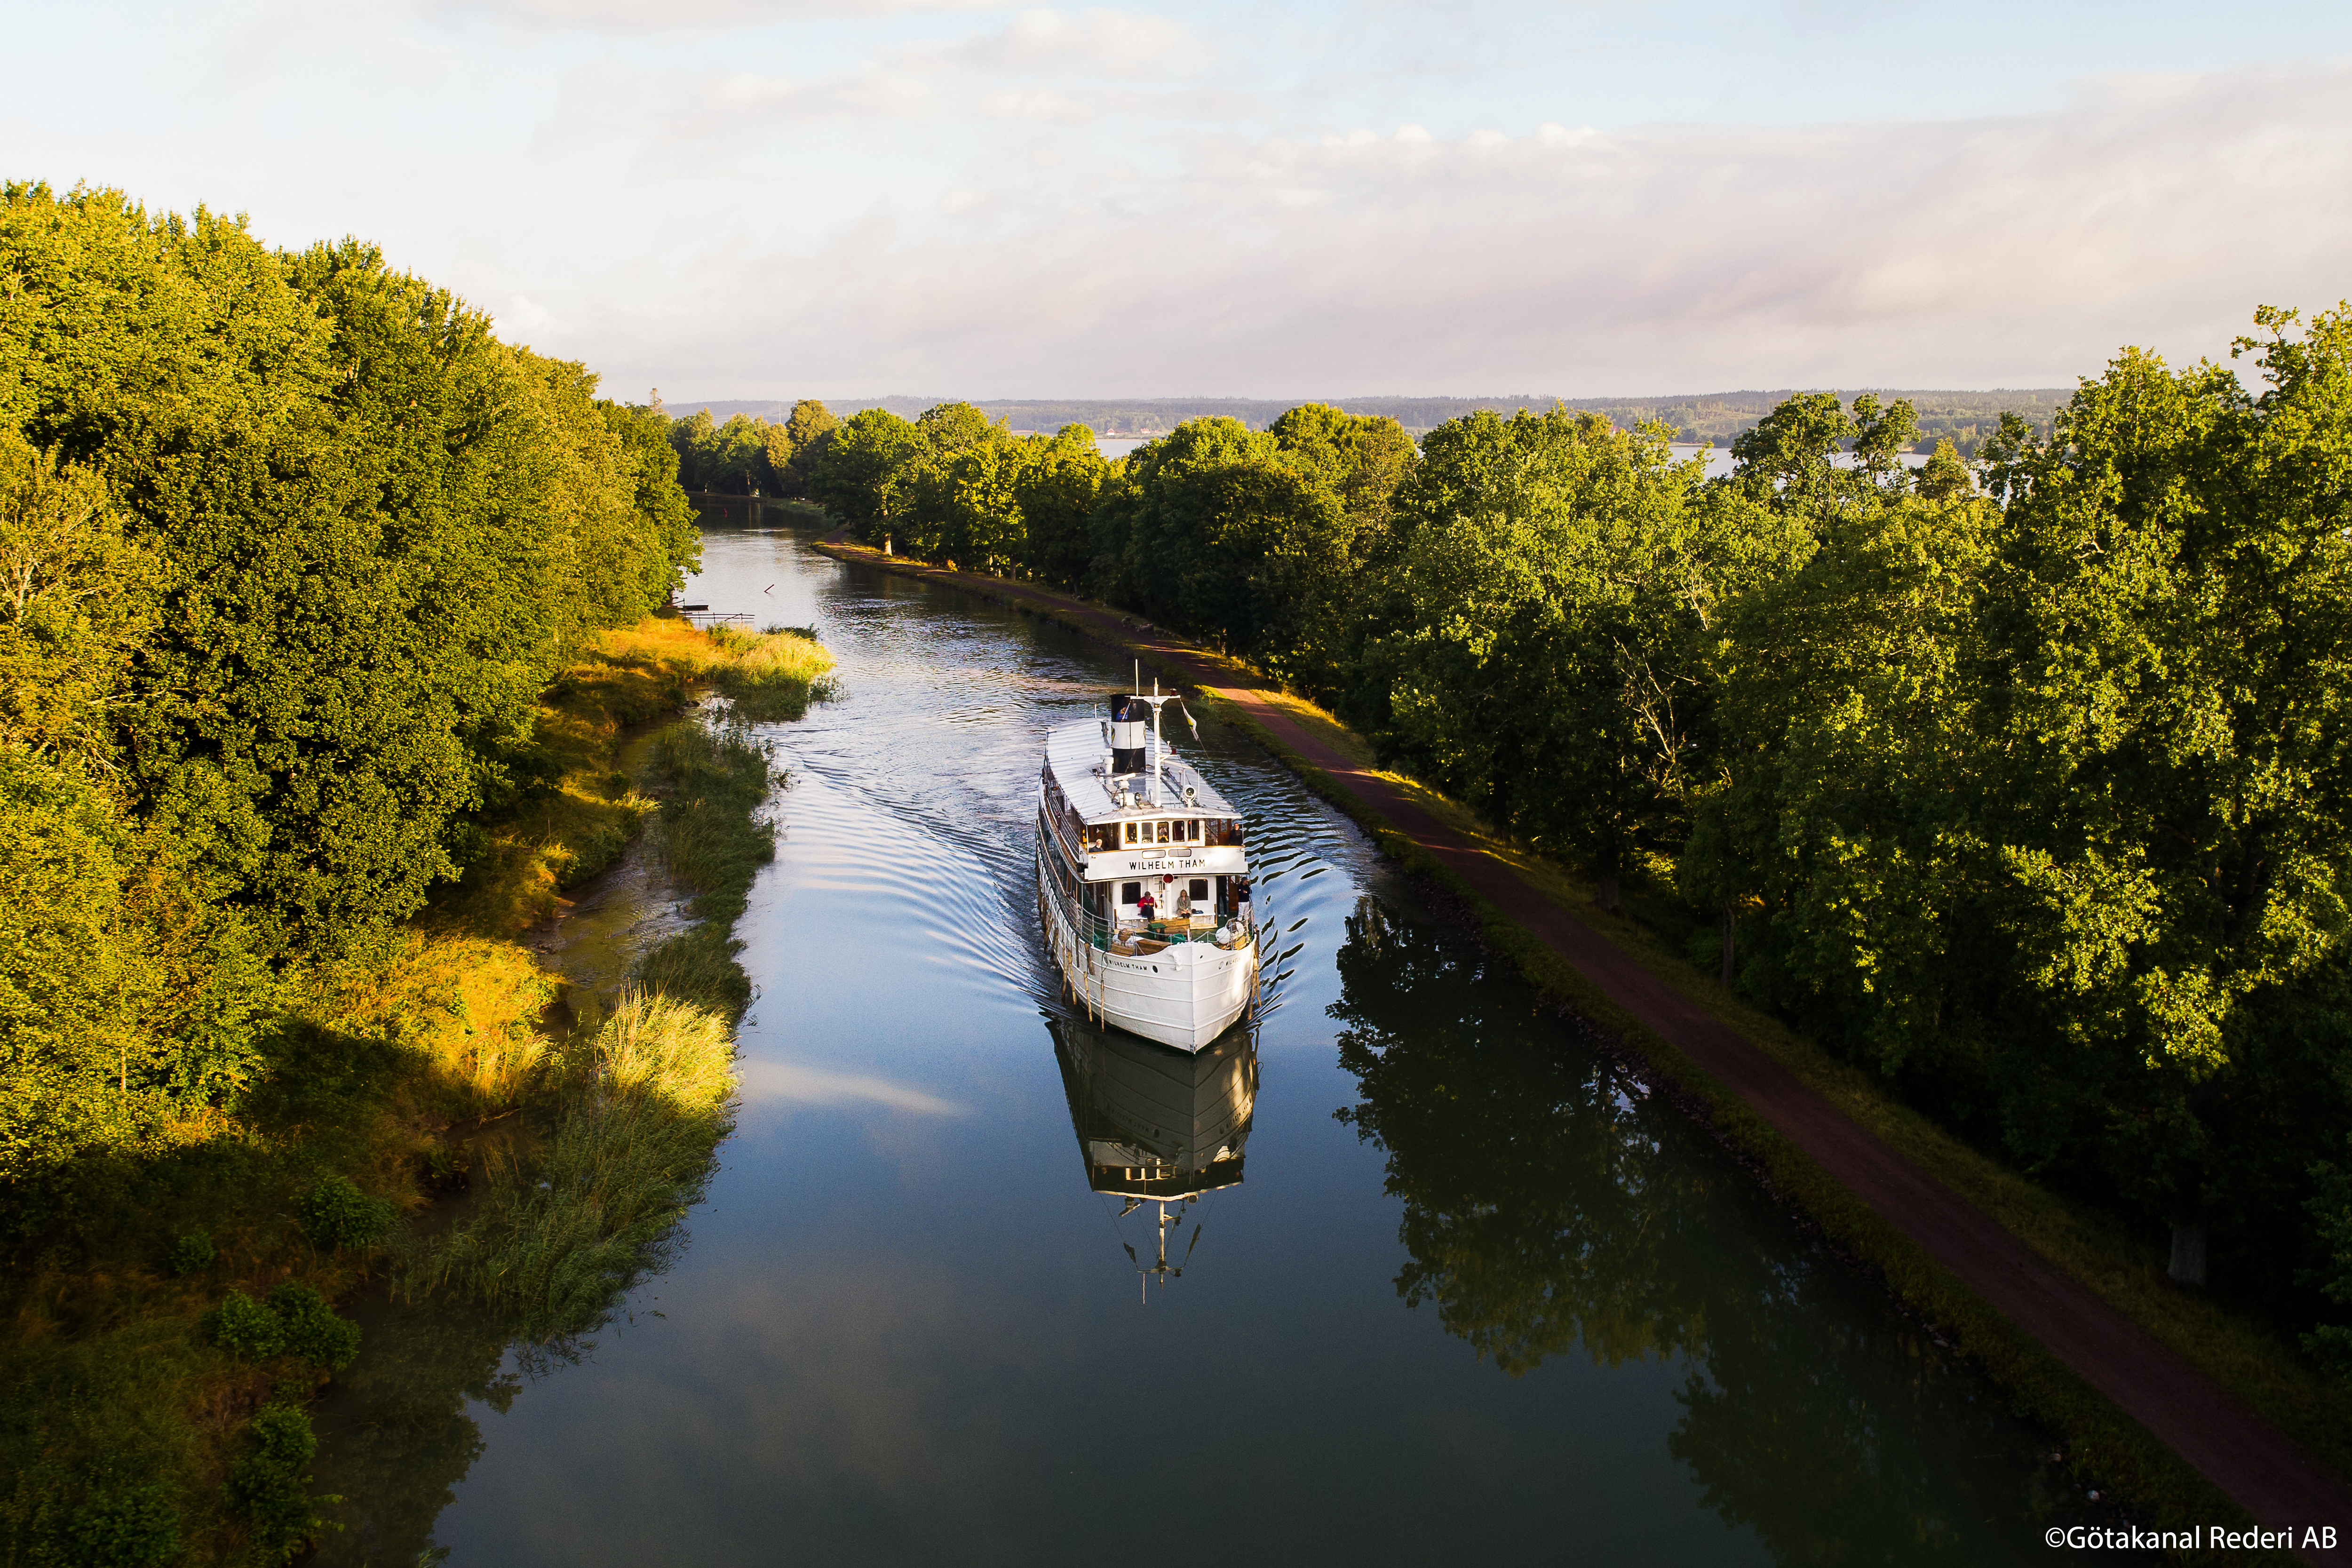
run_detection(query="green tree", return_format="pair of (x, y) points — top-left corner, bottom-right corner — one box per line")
(1964, 315), (2352, 1251)
(1268, 402), (1417, 542)
(897, 439), (1029, 571)
(760, 420), (795, 493)
(808, 407), (922, 543)
(915, 400), (1010, 457)
(1090, 417), (1354, 692)
(1675, 461), (1997, 1067)
(1354, 408), (1789, 905)
(1682, 314), (2352, 1296)
(778, 399), (839, 495)
(1014, 425), (1109, 588)
(1727, 391), (1851, 515)
(0, 432), (150, 769)
(0, 183), (695, 1184)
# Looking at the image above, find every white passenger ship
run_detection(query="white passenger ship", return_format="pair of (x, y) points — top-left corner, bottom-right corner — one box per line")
(1035, 681), (1259, 1051)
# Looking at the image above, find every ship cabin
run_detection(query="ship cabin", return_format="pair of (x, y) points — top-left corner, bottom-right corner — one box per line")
(1038, 715), (1252, 943)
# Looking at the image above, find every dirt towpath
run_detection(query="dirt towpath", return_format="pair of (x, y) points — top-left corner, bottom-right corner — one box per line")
(815, 537), (2352, 1562)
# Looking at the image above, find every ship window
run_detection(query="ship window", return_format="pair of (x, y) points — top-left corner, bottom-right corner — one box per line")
(1124, 821), (1137, 845)
(1188, 819), (1201, 842)
(1156, 820), (1169, 844)
(1190, 879), (1209, 901)
(1120, 882), (1141, 906)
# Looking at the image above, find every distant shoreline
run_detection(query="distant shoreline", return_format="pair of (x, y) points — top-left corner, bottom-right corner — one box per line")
(670, 389), (2069, 455)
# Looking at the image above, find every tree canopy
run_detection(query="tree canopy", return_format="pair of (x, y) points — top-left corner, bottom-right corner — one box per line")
(0, 183), (700, 1189)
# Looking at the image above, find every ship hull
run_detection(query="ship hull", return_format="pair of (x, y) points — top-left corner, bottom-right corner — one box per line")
(1037, 842), (1257, 1053)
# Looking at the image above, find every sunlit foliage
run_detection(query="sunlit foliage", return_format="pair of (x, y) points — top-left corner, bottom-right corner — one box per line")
(0, 181), (699, 1191)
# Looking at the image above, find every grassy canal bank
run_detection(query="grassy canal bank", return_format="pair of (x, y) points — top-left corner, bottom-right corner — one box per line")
(0, 616), (830, 1567)
(813, 533), (2350, 1556)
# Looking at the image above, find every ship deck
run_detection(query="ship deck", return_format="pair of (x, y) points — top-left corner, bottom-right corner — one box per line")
(1044, 719), (1236, 825)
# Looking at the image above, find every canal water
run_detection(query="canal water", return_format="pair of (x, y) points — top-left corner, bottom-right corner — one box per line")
(316, 523), (2100, 1565)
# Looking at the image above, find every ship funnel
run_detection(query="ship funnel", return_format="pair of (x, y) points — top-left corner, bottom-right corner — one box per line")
(1108, 695), (1150, 775)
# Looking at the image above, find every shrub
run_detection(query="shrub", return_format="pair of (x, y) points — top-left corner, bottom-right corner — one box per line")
(67, 1484), (179, 1568)
(168, 1232), (215, 1275)
(205, 1281), (361, 1367)
(208, 1290), (285, 1360)
(267, 1281), (361, 1369)
(246, 1402), (316, 1470)
(296, 1175), (393, 1251)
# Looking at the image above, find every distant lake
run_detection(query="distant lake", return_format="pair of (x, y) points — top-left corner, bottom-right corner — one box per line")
(1090, 436), (1924, 475)
(1675, 443), (1931, 479)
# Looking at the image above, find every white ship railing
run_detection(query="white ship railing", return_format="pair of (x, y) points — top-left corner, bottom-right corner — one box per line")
(1036, 840), (1258, 955)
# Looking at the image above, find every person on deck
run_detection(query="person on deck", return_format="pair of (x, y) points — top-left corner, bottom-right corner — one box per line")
(1136, 888), (1157, 926)
(1175, 885), (1193, 922)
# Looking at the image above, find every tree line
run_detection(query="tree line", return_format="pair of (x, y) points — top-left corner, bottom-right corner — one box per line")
(0, 183), (701, 1200)
(795, 317), (2352, 1362)
(658, 398), (839, 495)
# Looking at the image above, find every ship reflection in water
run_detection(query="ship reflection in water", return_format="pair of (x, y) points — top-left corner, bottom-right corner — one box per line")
(1048, 1013), (1258, 1300)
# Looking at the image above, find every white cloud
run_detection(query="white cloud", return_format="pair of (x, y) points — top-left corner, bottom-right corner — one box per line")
(586, 60), (2352, 397)
(542, 8), (1216, 143)
(498, 293), (557, 337)
(548, 59), (942, 144)
(940, 8), (1205, 78)
(413, 0), (1002, 36)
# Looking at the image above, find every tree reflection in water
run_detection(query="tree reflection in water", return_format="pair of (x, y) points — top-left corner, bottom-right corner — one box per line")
(1330, 896), (2072, 1563)
(304, 1292), (517, 1567)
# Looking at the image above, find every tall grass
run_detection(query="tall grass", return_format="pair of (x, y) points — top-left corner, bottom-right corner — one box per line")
(705, 624), (838, 722)
(649, 724), (777, 925)
(598, 992), (736, 1108)
(431, 617), (831, 934)
(329, 933), (555, 1115)
(593, 619), (837, 723)
(403, 994), (736, 1346)
(634, 927), (753, 1022)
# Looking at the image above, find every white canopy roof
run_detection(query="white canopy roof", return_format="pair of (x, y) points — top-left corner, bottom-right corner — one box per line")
(1043, 718), (1236, 826)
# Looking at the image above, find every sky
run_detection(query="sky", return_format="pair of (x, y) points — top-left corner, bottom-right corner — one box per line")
(7, 0), (2351, 401)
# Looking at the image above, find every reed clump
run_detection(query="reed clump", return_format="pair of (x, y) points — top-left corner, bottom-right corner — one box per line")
(591, 619), (836, 722)
(705, 623), (839, 722)
(403, 993), (737, 1345)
